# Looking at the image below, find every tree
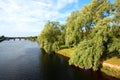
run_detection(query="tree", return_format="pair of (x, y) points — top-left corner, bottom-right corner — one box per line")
(37, 21), (62, 52)
(65, 0), (111, 47)
(69, 17), (120, 70)
(112, 0), (120, 24)
(65, 11), (81, 47)
(69, 0), (120, 71)
(37, 0), (120, 70)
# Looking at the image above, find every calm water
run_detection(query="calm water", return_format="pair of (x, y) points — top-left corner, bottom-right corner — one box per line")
(0, 40), (119, 80)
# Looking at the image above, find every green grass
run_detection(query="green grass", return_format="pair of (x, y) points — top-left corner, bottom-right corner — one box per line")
(101, 66), (120, 78)
(101, 57), (120, 78)
(57, 48), (74, 58)
(57, 48), (120, 78)
(103, 57), (120, 66)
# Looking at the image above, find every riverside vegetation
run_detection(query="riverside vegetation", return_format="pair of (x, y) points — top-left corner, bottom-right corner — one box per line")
(0, 36), (5, 42)
(37, 0), (120, 78)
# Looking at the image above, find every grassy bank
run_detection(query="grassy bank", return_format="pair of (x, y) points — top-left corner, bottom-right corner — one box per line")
(57, 49), (120, 78)
(57, 48), (74, 58)
(101, 57), (120, 78)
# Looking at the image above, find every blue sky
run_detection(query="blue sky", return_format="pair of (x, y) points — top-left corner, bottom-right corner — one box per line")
(0, 0), (114, 37)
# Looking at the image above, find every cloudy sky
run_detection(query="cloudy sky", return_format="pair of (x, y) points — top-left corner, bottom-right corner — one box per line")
(0, 0), (113, 37)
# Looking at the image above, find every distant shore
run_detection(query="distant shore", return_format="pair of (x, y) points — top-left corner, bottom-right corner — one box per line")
(0, 36), (6, 42)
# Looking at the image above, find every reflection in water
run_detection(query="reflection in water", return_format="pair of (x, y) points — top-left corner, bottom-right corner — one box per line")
(40, 49), (72, 80)
(39, 49), (119, 80)
(0, 41), (119, 80)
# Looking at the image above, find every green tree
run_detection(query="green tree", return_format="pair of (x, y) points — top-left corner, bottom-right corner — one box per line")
(113, 0), (120, 24)
(65, 11), (81, 47)
(69, 0), (120, 71)
(37, 21), (62, 52)
(65, 0), (111, 47)
(69, 18), (120, 70)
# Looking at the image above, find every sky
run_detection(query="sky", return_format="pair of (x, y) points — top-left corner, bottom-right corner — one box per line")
(0, 0), (114, 37)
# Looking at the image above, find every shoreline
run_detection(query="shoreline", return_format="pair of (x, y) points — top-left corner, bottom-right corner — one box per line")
(57, 49), (120, 79)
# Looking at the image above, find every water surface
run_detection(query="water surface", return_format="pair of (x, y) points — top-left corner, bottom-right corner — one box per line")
(0, 40), (119, 80)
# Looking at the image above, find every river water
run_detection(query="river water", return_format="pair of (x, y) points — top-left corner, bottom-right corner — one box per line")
(0, 40), (119, 80)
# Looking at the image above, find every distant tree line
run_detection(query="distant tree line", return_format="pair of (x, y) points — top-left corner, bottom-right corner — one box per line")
(28, 36), (37, 41)
(0, 35), (5, 38)
(0, 35), (5, 42)
(37, 0), (120, 71)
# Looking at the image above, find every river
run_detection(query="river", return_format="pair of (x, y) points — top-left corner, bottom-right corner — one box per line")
(0, 40), (119, 80)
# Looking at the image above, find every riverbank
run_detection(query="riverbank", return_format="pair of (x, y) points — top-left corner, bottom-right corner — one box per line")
(57, 49), (120, 78)
(0, 37), (5, 42)
(0, 38), (5, 42)
(101, 57), (120, 78)
(57, 48), (74, 58)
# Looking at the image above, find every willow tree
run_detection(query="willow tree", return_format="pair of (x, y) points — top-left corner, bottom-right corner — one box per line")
(65, 11), (80, 47)
(107, 0), (120, 57)
(37, 21), (62, 52)
(69, 18), (111, 70)
(113, 0), (120, 23)
(69, 0), (120, 71)
(65, 0), (112, 47)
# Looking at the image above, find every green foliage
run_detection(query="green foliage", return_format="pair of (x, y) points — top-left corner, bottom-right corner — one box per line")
(0, 35), (5, 42)
(69, 29), (105, 70)
(52, 41), (60, 52)
(65, 0), (112, 47)
(69, 20), (120, 70)
(65, 11), (82, 47)
(101, 66), (120, 78)
(108, 27), (120, 56)
(69, 0), (120, 71)
(37, 21), (65, 52)
(37, 0), (120, 71)
(113, 0), (120, 24)
(28, 36), (37, 41)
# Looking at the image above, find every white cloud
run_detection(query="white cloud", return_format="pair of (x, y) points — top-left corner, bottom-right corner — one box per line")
(36, 2), (52, 7)
(0, 0), (79, 36)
